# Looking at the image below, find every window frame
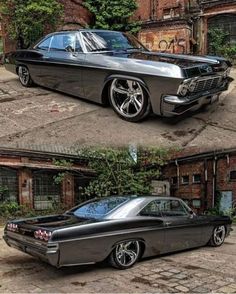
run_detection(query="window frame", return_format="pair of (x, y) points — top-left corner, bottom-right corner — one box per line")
(36, 36), (53, 52)
(181, 175), (190, 185)
(229, 170), (236, 181)
(139, 198), (190, 218)
(193, 173), (201, 184)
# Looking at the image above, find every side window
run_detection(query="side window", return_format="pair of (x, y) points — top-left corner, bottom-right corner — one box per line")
(37, 37), (52, 51)
(50, 33), (76, 52)
(140, 200), (162, 217)
(160, 199), (188, 217)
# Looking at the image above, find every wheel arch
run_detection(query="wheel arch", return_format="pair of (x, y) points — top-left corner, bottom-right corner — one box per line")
(16, 64), (29, 75)
(101, 74), (150, 105)
(107, 237), (146, 260)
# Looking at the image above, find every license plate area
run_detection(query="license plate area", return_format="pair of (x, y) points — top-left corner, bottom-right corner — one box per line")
(211, 94), (219, 104)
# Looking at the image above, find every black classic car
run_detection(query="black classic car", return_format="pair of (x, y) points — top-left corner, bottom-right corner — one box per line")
(3, 196), (232, 269)
(4, 30), (233, 122)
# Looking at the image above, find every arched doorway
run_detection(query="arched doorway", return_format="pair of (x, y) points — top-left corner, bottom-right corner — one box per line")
(208, 13), (236, 49)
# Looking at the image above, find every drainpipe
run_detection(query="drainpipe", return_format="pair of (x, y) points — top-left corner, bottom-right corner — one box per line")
(212, 155), (218, 208)
(175, 160), (179, 189)
(204, 159), (208, 210)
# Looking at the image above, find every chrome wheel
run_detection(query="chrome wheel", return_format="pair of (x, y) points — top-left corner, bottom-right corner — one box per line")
(110, 79), (145, 119)
(213, 226), (226, 246)
(18, 66), (30, 86)
(115, 241), (140, 267)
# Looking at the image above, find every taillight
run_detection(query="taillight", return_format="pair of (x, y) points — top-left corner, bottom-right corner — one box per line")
(34, 229), (52, 242)
(7, 223), (18, 232)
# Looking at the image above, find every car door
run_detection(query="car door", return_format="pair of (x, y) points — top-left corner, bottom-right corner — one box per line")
(159, 199), (206, 253)
(138, 200), (167, 255)
(38, 32), (86, 97)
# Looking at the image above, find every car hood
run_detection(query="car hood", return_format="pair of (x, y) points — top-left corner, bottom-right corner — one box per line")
(102, 50), (231, 78)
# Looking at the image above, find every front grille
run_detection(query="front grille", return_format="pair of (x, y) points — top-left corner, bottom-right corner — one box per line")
(193, 76), (222, 93)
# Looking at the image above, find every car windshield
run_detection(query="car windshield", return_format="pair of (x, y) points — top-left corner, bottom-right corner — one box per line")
(81, 31), (147, 52)
(70, 197), (129, 219)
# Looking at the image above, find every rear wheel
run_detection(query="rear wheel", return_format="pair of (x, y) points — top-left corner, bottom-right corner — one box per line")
(18, 66), (34, 87)
(208, 225), (226, 247)
(109, 240), (141, 270)
(109, 79), (151, 122)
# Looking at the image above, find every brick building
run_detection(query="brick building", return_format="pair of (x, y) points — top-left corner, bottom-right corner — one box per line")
(1, 0), (236, 54)
(162, 148), (236, 213)
(0, 148), (94, 210)
(136, 0), (236, 54)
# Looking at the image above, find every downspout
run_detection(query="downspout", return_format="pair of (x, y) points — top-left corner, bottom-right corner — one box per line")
(175, 159), (179, 189)
(204, 159), (208, 211)
(212, 155), (218, 208)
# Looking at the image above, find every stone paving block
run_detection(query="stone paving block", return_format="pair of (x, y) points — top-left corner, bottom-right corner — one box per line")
(175, 285), (189, 292)
(218, 286), (236, 293)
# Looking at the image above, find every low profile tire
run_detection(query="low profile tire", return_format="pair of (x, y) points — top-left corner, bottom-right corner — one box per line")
(18, 66), (34, 87)
(208, 225), (226, 247)
(109, 79), (151, 122)
(109, 240), (141, 270)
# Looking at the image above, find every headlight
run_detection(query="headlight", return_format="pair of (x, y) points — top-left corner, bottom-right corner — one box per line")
(177, 78), (197, 96)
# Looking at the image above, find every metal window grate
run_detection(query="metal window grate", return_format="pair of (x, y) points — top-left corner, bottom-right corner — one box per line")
(0, 168), (18, 202)
(33, 172), (61, 210)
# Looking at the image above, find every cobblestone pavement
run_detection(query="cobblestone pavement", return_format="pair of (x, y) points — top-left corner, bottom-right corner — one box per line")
(0, 67), (236, 150)
(0, 227), (235, 293)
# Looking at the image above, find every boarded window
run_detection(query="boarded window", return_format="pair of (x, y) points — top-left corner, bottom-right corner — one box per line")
(33, 171), (61, 210)
(229, 170), (236, 181)
(0, 168), (18, 202)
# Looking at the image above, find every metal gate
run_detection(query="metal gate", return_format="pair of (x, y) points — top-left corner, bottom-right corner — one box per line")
(33, 171), (61, 210)
(220, 191), (233, 212)
(0, 167), (18, 202)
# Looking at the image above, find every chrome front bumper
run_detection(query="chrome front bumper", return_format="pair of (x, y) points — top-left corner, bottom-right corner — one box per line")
(161, 81), (231, 117)
(3, 232), (59, 267)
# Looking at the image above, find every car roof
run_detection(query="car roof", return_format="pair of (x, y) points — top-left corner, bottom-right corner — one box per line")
(45, 29), (125, 37)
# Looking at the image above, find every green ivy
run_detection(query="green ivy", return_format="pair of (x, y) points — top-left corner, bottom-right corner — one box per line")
(208, 28), (236, 63)
(83, 0), (141, 34)
(74, 147), (170, 198)
(0, 0), (64, 48)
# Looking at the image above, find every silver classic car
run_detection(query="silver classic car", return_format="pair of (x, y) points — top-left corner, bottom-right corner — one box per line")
(4, 29), (233, 122)
(3, 196), (232, 269)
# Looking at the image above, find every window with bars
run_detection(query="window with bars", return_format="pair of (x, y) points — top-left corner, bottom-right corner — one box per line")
(0, 168), (18, 202)
(208, 14), (236, 46)
(33, 171), (61, 210)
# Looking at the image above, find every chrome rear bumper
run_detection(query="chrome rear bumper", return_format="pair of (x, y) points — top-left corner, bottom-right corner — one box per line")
(3, 232), (59, 267)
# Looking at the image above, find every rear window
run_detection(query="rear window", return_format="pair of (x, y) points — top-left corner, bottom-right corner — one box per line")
(73, 197), (128, 219)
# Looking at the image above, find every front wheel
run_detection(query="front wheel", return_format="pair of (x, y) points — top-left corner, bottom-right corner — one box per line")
(109, 79), (151, 122)
(109, 240), (141, 270)
(208, 225), (226, 247)
(18, 66), (34, 87)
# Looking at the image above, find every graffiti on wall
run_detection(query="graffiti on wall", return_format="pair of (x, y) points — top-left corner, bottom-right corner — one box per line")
(140, 31), (189, 54)
(158, 36), (186, 54)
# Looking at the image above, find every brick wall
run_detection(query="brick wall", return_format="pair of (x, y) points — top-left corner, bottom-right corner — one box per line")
(58, 0), (91, 30)
(163, 151), (236, 212)
(139, 24), (191, 53)
(0, 150), (92, 209)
